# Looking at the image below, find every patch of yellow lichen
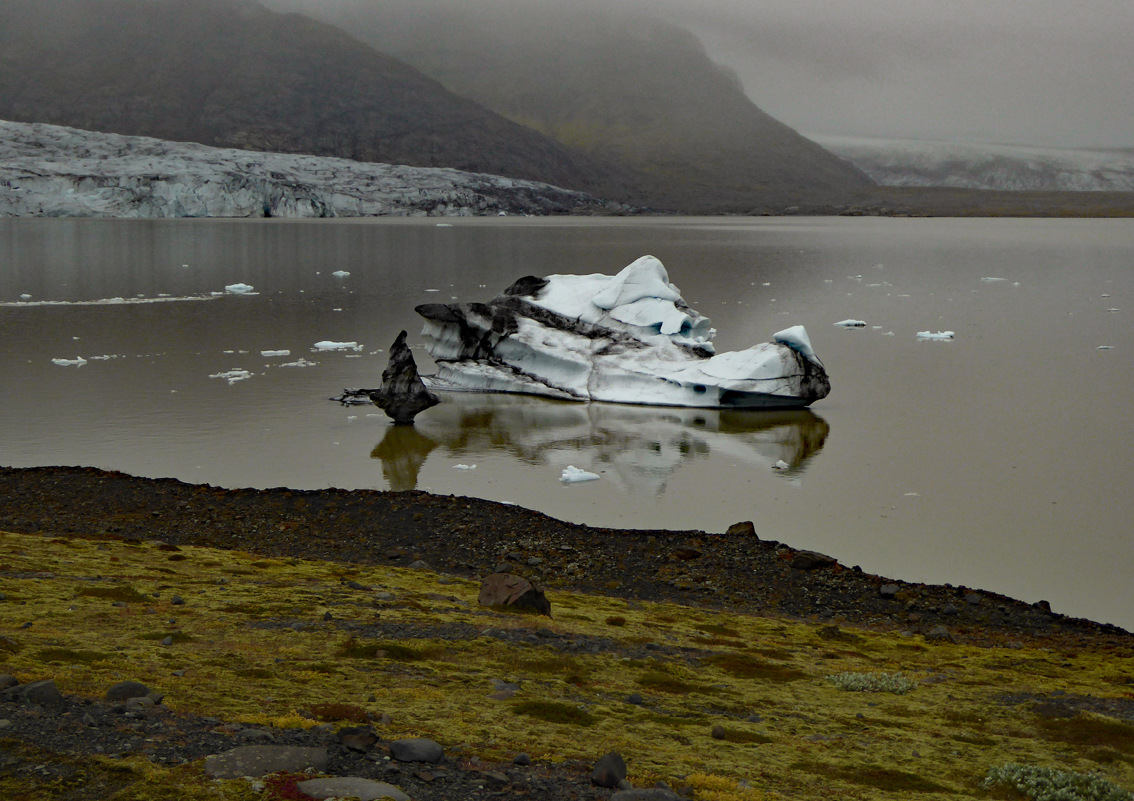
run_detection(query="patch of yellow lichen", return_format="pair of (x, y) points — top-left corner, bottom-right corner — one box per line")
(2, 529), (1133, 800)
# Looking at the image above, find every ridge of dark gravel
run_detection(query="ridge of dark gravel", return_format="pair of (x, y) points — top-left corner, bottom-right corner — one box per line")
(1, 465), (1128, 649)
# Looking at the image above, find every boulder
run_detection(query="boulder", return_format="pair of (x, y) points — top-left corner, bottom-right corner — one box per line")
(478, 573), (552, 616)
(10, 679), (65, 709)
(389, 737), (444, 763)
(725, 521), (757, 537)
(296, 777), (410, 801)
(369, 331), (440, 424)
(591, 751), (628, 788)
(204, 745), (328, 779)
(106, 681), (150, 703)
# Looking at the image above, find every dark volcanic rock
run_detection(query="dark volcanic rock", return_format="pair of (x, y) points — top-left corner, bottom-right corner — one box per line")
(370, 331), (440, 425)
(389, 737), (445, 763)
(592, 751), (628, 788)
(478, 573), (552, 616)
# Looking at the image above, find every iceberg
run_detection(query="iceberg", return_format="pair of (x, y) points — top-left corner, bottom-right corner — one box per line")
(415, 256), (830, 409)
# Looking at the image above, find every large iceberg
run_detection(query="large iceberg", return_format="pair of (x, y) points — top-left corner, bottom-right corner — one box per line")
(415, 256), (830, 409)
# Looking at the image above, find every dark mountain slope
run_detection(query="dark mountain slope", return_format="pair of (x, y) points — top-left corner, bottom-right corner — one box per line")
(287, 1), (874, 211)
(0, 0), (624, 194)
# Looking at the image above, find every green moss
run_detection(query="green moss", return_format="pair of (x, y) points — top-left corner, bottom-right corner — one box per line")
(77, 585), (148, 603)
(35, 647), (115, 664)
(137, 631), (194, 643)
(336, 638), (435, 662)
(234, 668), (274, 679)
(715, 727), (774, 744)
(636, 671), (704, 694)
(605, 616), (627, 627)
(794, 761), (950, 793)
(1038, 716), (1134, 754)
(512, 700), (596, 727)
(706, 653), (807, 682)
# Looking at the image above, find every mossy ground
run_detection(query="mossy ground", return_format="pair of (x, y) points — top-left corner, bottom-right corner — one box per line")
(2, 529), (1133, 800)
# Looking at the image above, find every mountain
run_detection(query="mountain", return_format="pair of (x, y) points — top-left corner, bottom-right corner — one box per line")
(0, 0), (622, 196)
(811, 135), (1134, 193)
(263, 0), (874, 212)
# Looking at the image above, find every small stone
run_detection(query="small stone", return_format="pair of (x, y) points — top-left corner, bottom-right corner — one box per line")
(618, 778), (634, 790)
(965, 592), (983, 605)
(626, 693), (645, 706)
(15, 679), (64, 708)
(790, 550), (837, 570)
(942, 604), (959, 616)
(592, 751), (627, 788)
(879, 584), (900, 598)
(409, 560), (429, 569)
(107, 681), (150, 703)
(204, 746), (328, 779)
(512, 753), (531, 766)
(925, 626), (959, 644)
(323, 611), (333, 621)
(478, 573), (551, 616)
(725, 521), (756, 537)
(345, 581), (365, 590)
(160, 636), (173, 646)
(389, 737), (444, 763)
(711, 725), (726, 740)
(0, 675), (18, 691)
(170, 595), (184, 605)
(526, 557), (543, 566)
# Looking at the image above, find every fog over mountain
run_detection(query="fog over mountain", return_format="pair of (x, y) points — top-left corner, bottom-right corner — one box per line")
(271, 0), (1134, 150)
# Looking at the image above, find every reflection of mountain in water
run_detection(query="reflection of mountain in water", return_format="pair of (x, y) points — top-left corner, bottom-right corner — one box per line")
(370, 394), (829, 494)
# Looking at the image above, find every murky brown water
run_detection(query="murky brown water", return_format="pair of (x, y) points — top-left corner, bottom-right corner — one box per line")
(2, 216), (1132, 628)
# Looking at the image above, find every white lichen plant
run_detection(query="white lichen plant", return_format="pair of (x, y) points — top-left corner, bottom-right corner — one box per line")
(983, 763), (1134, 801)
(825, 671), (918, 694)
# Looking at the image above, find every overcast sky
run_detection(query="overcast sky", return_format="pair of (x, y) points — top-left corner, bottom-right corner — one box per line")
(278, 0), (1134, 148)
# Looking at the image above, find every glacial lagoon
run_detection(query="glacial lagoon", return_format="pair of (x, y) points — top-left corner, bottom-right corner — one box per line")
(1, 216), (1131, 629)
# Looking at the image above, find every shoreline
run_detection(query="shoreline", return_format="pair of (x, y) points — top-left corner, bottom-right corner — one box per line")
(2, 465), (1127, 646)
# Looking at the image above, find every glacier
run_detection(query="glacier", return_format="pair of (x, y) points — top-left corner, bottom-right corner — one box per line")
(0, 120), (628, 218)
(416, 256), (830, 409)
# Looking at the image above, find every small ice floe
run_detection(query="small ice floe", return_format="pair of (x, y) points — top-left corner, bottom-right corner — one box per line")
(881, 331), (895, 336)
(904, 492), (920, 497)
(423, 289), (440, 292)
(560, 465), (600, 483)
(261, 350), (291, 357)
(772, 459), (790, 470)
(1097, 345), (1114, 350)
(1106, 308), (1121, 313)
(436, 223), (453, 227)
(917, 330), (955, 340)
(332, 271), (350, 277)
(19, 293), (31, 299)
(279, 358), (318, 367)
(347, 415), (357, 421)
(981, 277), (1007, 283)
(313, 341), (362, 351)
(453, 464), (477, 470)
(209, 368), (253, 384)
(52, 357), (87, 367)
(224, 283), (255, 294)
(1102, 293), (1111, 298)
(834, 319), (866, 328)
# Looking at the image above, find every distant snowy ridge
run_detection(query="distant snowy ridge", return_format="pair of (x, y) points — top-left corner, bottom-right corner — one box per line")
(810, 134), (1134, 192)
(0, 120), (626, 218)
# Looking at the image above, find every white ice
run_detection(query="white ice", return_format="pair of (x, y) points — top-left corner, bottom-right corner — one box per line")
(981, 277), (1007, 283)
(224, 283), (255, 294)
(313, 341), (362, 351)
(834, 319), (866, 327)
(560, 465), (600, 483)
(51, 357), (87, 366)
(453, 464), (477, 470)
(209, 368), (253, 384)
(261, 350), (291, 357)
(1, 295), (214, 307)
(19, 293), (31, 299)
(332, 271), (351, 277)
(420, 256), (829, 409)
(772, 459), (790, 470)
(279, 358), (318, 367)
(917, 331), (955, 340)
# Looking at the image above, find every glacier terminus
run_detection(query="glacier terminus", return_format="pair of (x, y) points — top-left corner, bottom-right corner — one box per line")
(416, 256), (831, 409)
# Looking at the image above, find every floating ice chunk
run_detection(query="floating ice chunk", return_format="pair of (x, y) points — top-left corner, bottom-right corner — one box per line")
(881, 331), (895, 336)
(332, 271), (351, 277)
(981, 277), (1007, 283)
(19, 293), (31, 299)
(1106, 308), (1121, 312)
(417, 256), (829, 408)
(560, 465), (600, 483)
(279, 358), (318, 367)
(261, 350), (291, 357)
(436, 223), (453, 227)
(917, 330), (955, 340)
(313, 341), (362, 351)
(834, 319), (866, 327)
(453, 464), (477, 470)
(772, 459), (790, 470)
(209, 368), (253, 384)
(224, 283), (255, 294)
(904, 492), (920, 496)
(1097, 345), (1114, 350)
(52, 356), (87, 366)
(424, 289), (440, 292)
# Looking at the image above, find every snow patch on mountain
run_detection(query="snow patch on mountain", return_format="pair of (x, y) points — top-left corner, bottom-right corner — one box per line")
(810, 134), (1134, 192)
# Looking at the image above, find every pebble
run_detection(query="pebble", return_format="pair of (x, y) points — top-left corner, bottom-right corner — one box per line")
(389, 737), (444, 763)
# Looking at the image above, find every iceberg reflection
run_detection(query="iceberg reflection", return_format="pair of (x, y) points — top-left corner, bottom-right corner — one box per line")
(370, 394), (829, 495)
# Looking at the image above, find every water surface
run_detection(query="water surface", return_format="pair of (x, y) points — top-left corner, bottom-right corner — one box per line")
(2, 217), (1131, 628)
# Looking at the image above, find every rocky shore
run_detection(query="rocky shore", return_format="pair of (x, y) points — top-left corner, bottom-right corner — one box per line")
(2, 465), (1133, 800)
